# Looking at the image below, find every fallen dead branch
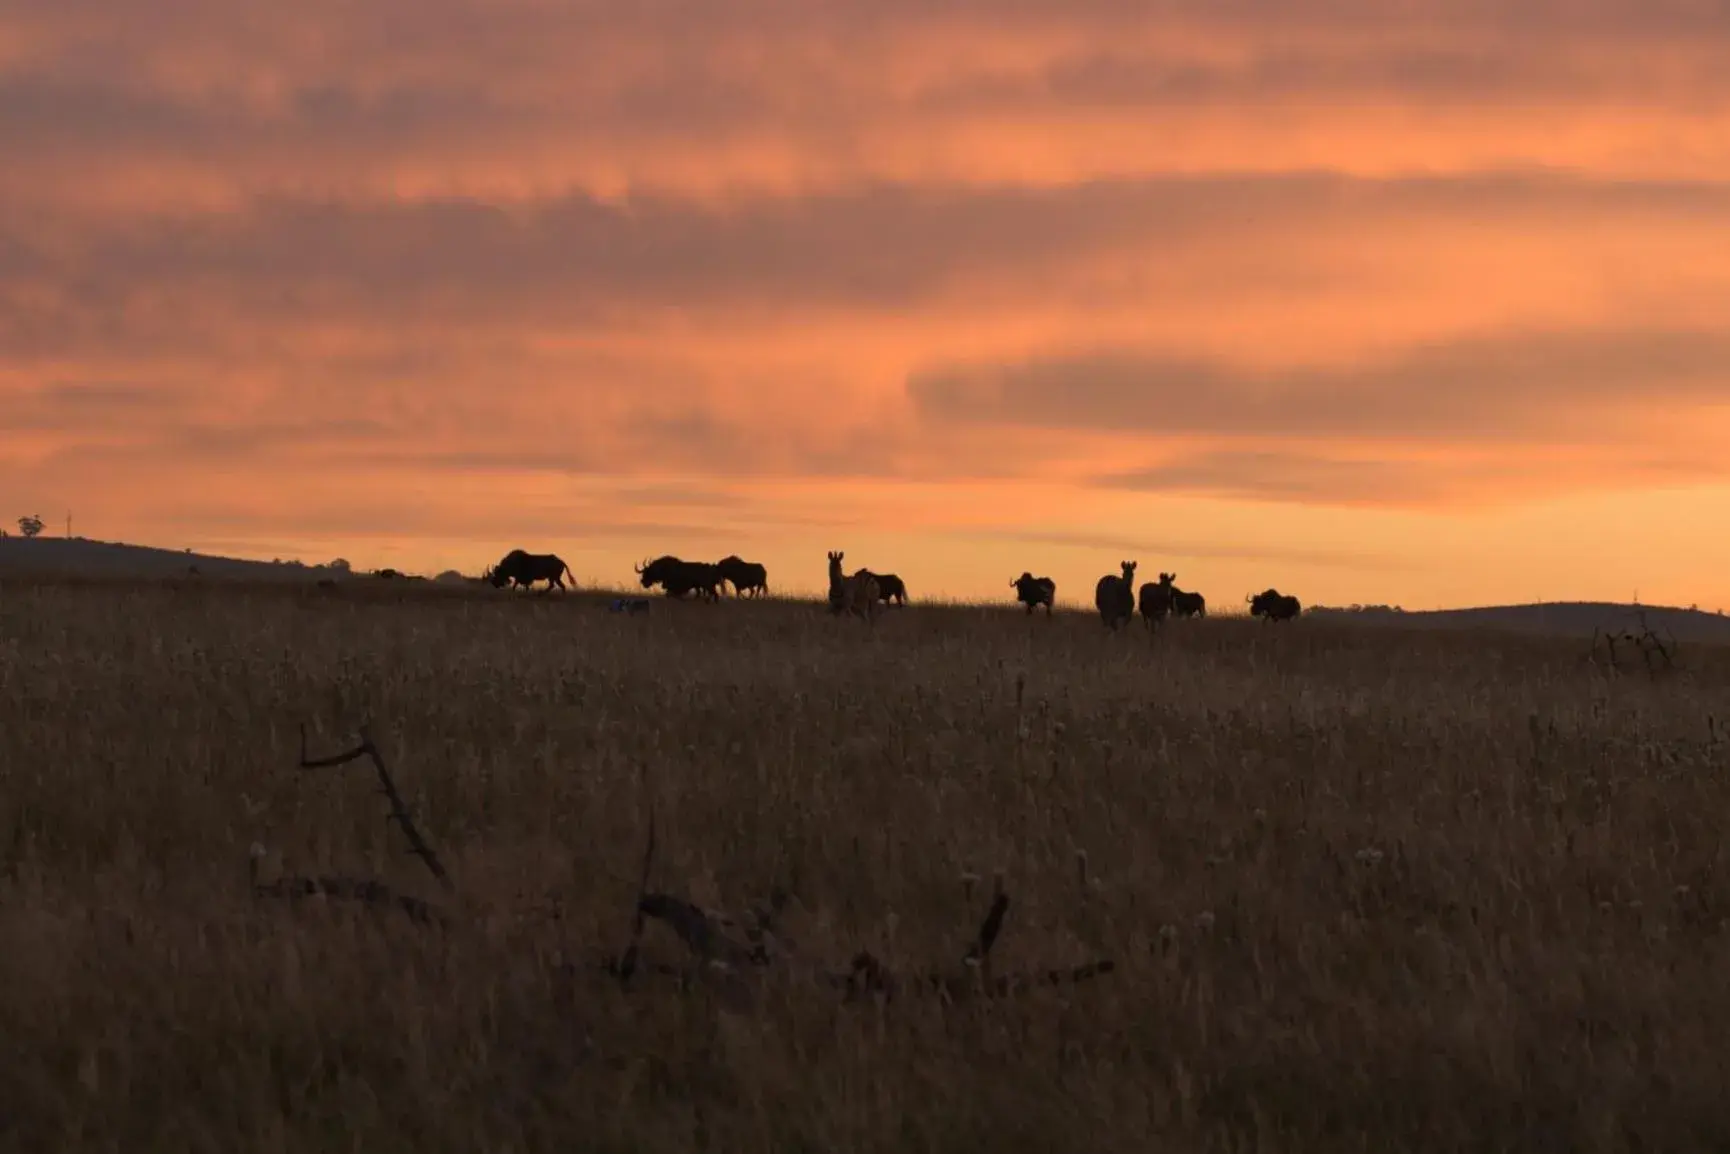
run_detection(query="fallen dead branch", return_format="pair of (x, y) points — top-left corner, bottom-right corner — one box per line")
(248, 847), (447, 926)
(607, 801), (660, 983)
(835, 951), (1116, 1002)
(245, 723), (455, 927)
(604, 817), (1114, 1002)
(298, 722), (454, 892)
(963, 878), (1010, 972)
(831, 875), (1115, 1003)
(606, 806), (787, 983)
(259, 720), (1113, 1006)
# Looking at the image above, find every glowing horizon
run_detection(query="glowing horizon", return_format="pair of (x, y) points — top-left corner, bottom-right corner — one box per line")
(3, 0), (1729, 612)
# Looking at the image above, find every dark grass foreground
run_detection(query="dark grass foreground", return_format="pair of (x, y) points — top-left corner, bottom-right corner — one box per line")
(2, 579), (1730, 1152)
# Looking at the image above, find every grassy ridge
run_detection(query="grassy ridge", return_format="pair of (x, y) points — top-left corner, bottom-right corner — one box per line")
(2, 580), (1729, 1151)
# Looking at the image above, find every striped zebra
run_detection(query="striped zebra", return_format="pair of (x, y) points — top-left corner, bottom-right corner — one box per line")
(1139, 572), (1176, 632)
(1094, 561), (1138, 631)
(828, 551), (881, 624)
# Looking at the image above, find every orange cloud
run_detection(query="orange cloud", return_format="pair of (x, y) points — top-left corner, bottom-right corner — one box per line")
(4, 2), (1730, 210)
(908, 327), (1730, 443)
(4, 0), (1730, 606)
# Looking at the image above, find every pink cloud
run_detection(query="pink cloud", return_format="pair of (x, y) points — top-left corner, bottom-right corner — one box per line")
(4, 0), (1730, 606)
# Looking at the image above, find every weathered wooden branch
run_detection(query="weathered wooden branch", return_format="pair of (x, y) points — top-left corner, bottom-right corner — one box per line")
(636, 893), (760, 968)
(269, 726), (1112, 1004)
(298, 723), (454, 891)
(252, 873), (448, 926)
(247, 842), (446, 925)
(608, 802), (658, 984)
(603, 834), (1114, 1003)
(963, 882), (1009, 970)
(742, 887), (793, 963)
(836, 941), (1116, 1003)
(606, 817), (789, 983)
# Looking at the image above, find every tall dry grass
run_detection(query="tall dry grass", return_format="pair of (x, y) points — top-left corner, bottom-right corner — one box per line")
(2, 577), (1730, 1152)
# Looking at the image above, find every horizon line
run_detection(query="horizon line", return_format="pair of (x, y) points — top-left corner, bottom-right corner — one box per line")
(1, 532), (1723, 618)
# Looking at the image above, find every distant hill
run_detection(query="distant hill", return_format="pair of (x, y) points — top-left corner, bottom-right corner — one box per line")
(0, 536), (352, 582)
(4, 537), (1725, 644)
(1307, 602), (1730, 644)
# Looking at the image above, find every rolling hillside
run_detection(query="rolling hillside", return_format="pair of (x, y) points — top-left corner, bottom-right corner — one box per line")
(0, 536), (354, 582)
(1306, 601), (1730, 644)
(4, 535), (1725, 643)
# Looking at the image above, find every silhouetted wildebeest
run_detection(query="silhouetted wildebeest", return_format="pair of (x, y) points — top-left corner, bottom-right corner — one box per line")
(375, 568), (401, 580)
(1170, 582), (1206, 619)
(1095, 561), (1138, 631)
(1248, 588), (1302, 621)
(1138, 572), (1176, 632)
(1011, 572), (1057, 616)
(716, 555), (769, 598)
(486, 549), (575, 591)
(828, 550), (881, 624)
(856, 569), (907, 606)
(608, 597), (651, 615)
(636, 556), (721, 601)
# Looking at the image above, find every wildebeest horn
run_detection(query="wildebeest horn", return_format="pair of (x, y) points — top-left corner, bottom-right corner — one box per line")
(634, 558), (647, 574)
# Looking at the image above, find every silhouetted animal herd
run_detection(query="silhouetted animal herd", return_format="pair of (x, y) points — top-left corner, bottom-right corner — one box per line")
(479, 547), (1305, 626)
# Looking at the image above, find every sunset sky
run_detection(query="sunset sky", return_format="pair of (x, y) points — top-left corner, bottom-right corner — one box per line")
(3, 0), (1729, 609)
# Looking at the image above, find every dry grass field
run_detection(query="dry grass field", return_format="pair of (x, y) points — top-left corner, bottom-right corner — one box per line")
(3, 576), (1730, 1152)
